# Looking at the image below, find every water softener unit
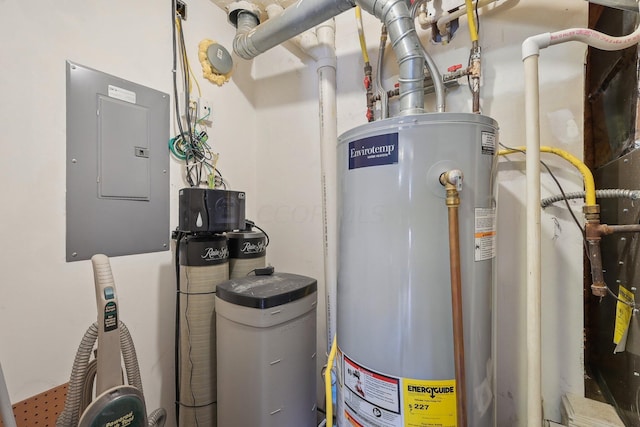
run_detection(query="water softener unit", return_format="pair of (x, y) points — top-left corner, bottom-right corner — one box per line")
(336, 113), (498, 427)
(174, 187), (247, 427)
(227, 225), (267, 279)
(176, 234), (229, 427)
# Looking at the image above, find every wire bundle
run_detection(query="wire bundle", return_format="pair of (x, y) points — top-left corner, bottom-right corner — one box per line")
(172, 11), (224, 189)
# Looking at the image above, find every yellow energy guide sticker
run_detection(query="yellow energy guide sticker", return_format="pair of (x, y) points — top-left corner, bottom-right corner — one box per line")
(403, 379), (457, 427)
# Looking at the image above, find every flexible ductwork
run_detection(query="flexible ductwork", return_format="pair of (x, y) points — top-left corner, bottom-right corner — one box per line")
(231, 0), (355, 59)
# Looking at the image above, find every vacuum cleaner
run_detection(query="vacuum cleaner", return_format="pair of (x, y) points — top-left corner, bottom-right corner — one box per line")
(57, 254), (166, 427)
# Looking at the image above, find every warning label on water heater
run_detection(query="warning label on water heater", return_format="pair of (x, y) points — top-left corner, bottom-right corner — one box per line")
(340, 352), (458, 427)
(474, 208), (496, 261)
(343, 355), (402, 427)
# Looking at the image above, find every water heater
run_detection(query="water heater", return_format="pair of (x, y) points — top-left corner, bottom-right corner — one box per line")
(336, 113), (498, 427)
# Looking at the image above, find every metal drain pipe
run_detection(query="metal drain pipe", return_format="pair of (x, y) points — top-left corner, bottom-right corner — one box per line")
(230, 0), (356, 59)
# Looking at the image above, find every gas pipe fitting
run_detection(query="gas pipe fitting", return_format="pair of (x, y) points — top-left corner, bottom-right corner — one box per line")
(583, 205), (607, 297)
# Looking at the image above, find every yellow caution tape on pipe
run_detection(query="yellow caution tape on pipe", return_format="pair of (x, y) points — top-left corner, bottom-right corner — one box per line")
(464, 0), (479, 42)
(498, 146), (596, 207)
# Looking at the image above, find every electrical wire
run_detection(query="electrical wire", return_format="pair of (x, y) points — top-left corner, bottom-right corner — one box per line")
(499, 143), (586, 237)
(176, 18), (202, 98)
(475, 0), (480, 36)
(173, 13), (223, 189)
(173, 231), (183, 426)
(184, 266), (200, 427)
(607, 286), (636, 308)
(499, 143), (638, 308)
(245, 219), (270, 247)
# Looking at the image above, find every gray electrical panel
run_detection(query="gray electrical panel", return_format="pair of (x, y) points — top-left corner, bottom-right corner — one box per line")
(66, 61), (170, 262)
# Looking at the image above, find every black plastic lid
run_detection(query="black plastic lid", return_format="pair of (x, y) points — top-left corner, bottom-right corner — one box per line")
(216, 273), (317, 309)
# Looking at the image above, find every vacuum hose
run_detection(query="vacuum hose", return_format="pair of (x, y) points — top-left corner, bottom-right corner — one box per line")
(56, 321), (166, 427)
(57, 323), (99, 427)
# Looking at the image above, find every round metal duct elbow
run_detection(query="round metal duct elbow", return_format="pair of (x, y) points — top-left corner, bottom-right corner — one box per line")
(233, 10), (261, 60)
(231, 0), (355, 60)
(357, 0), (425, 114)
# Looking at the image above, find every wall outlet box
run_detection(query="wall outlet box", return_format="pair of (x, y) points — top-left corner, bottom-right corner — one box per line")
(176, 0), (187, 19)
(198, 97), (212, 122)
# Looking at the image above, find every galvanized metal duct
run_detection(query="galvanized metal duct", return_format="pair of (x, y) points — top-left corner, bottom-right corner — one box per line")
(230, 0), (425, 114)
(231, 0), (356, 60)
(358, 0), (425, 114)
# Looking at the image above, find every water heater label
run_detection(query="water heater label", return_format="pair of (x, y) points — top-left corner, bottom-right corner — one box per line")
(481, 132), (496, 155)
(403, 379), (457, 426)
(343, 355), (402, 426)
(474, 208), (496, 261)
(340, 352), (458, 427)
(349, 134), (399, 170)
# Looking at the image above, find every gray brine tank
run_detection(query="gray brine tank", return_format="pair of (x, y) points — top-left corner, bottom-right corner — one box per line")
(215, 272), (317, 427)
(336, 113), (498, 427)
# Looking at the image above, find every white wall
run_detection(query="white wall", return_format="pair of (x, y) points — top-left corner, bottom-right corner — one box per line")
(0, 0), (256, 423)
(250, 0), (587, 424)
(0, 0), (590, 425)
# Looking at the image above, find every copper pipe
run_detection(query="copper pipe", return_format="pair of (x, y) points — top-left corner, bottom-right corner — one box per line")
(441, 171), (468, 427)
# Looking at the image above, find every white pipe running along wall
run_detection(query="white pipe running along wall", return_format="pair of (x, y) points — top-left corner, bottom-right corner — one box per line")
(435, 0), (510, 39)
(521, 5), (640, 426)
(313, 21), (339, 354)
(263, 4), (339, 353)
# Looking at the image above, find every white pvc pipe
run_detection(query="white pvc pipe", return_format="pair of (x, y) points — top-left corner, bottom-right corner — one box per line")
(281, 14), (338, 352)
(521, 5), (640, 425)
(0, 362), (17, 427)
(523, 53), (542, 427)
(436, 0), (499, 38)
(313, 20), (339, 352)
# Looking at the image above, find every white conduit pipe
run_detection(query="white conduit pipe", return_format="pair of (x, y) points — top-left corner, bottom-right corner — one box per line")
(521, 5), (640, 425)
(0, 362), (16, 427)
(260, 7), (339, 349)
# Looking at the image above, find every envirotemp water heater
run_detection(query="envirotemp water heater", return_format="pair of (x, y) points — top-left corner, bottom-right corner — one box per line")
(336, 113), (498, 427)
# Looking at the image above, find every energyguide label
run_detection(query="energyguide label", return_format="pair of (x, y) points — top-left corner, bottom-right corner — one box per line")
(341, 353), (457, 427)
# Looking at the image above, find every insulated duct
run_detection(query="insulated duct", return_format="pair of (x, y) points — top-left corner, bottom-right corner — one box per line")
(230, 0), (426, 114)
